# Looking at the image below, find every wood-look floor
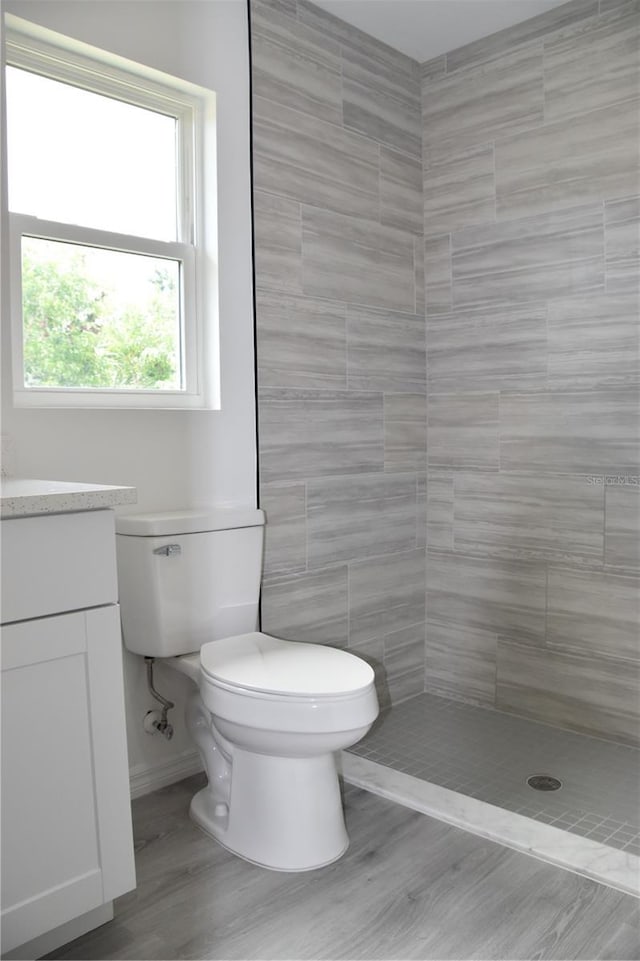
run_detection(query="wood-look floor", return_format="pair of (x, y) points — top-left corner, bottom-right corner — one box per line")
(47, 774), (640, 961)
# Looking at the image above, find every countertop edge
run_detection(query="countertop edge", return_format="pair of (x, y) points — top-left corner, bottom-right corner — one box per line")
(1, 484), (138, 519)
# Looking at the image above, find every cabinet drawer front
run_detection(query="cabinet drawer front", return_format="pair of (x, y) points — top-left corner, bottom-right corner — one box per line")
(1, 510), (117, 623)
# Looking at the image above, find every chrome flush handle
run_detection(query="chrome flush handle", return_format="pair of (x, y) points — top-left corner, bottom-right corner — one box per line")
(153, 543), (182, 557)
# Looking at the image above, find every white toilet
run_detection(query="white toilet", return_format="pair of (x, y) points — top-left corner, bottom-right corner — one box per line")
(115, 508), (379, 871)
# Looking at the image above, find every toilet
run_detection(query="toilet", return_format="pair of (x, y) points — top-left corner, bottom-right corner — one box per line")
(115, 508), (379, 871)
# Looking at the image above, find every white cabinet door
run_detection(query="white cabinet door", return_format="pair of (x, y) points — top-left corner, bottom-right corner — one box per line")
(1, 607), (135, 953)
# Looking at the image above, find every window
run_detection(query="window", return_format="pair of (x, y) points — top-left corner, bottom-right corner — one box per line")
(4, 18), (218, 408)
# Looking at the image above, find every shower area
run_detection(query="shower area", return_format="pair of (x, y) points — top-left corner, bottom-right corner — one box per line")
(250, 0), (639, 894)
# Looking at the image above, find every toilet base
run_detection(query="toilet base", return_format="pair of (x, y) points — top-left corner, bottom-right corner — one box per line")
(189, 747), (349, 871)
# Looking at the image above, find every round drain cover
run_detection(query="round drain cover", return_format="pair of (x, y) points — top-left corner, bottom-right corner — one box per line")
(527, 774), (562, 792)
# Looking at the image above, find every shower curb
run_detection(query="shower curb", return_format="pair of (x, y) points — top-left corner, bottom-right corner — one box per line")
(340, 752), (640, 899)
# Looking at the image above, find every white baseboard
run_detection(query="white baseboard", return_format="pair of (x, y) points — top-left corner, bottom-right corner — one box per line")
(129, 750), (203, 799)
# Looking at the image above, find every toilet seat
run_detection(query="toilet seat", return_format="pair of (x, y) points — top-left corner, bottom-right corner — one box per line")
(199, 631), (374, 698)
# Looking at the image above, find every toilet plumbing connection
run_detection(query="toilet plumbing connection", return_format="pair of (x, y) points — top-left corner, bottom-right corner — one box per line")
(144, 657), (174, 739)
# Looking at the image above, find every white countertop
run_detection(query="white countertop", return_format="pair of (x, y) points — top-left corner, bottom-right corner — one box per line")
(0, 478), (137, 518)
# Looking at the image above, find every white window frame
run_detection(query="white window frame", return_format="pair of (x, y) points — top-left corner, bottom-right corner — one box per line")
(4, 17), (218, 410)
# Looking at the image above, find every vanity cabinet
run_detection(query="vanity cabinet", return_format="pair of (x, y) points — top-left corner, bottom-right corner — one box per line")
(1, 508), (136, 956)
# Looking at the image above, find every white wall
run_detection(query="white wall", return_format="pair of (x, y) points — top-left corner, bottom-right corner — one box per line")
(1, 0), (256, 791)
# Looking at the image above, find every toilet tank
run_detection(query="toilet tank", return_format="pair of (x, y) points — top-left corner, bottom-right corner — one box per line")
(115, 509), (265, 657)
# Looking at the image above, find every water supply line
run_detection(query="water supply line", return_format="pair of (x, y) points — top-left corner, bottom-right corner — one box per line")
(144, 657), (175, 740)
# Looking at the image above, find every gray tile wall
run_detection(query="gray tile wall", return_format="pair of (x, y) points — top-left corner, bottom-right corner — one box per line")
(423, 0), (640, 745)
(251, 0), (639, 742)
(251, 0), (425, 706)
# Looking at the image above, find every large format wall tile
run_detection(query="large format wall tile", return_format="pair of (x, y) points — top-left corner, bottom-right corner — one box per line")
(428, 393), (499, 470)
(414, 237), (425, 314)
(426, 471), (453, 551)
(426, 620), (497, 706)
(250, 2), (343, 124)
(605, 196), (640, 294)
(343, 70), (421, 158)
(547, 567), (640, 664)
(416, 473), (427, 549)
(302, 205), (416, 313)
(422, 55), (447, 81)
(544, 6), (640, 123)
(423, 143), (495, 237)
(384, 394), (427, 472)
(343, 29), (422, 105)
(600, 0), (639, 12)
(384, 623), (426, 704)
(253, 0), (296, 19)
(495, 97), (640, 222)
(298, 0), (419, 86)
(605, 485), (640, 571)
(427, 550), (546, 644)
(451, 205), (604, 306)
(349, 548), (426, 648)
(261, 566), (348, 646)
(419, 0), (638, 741)
(253, 0), (639, 732)
(256, 291), (347, 389)
(253, 96), (380, 220)
(380, 147), (423, 236)
(252, 0), (426, 703)
(307, 473), (417, 568)
(346, 305), (426, 392)
(261, 483), (307, 578)
(500, 391), (640, 474)
(253, 192), (302, 293)
(547, 293), (639, 390)
(444, 0), (598, 73)
(424, 235), (452, 311)
(422, 46), (544, 155)
(496, 639), (640, 746)
(453, 473), (604, 566)
(259, 388), (383, 483)
(427, 303), (547, 392)
(339, 26), (421, 157)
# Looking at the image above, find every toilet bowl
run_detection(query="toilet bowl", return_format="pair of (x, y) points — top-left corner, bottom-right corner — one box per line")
(115, 509), (379, 871)
(169, 631), (377, 870)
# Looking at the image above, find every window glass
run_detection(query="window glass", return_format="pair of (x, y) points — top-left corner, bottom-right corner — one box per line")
(21, 236), (183, 390)
(7, 66), (178, 241)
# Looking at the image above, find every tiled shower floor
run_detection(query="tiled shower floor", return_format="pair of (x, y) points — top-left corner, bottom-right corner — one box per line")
(348, 692), (640, 856)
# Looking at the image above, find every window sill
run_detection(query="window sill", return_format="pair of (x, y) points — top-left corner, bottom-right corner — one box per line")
(12, 388), (216, 411)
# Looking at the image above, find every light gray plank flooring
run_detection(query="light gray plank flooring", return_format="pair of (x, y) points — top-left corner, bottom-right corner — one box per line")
(46, 775), (640, 960)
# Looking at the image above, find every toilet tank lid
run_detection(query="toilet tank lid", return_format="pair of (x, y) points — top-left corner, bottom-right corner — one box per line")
(115, 508), (265, 536)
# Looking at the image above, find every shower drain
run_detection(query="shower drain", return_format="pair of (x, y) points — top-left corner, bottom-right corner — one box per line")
(527, 774), (562, 792)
